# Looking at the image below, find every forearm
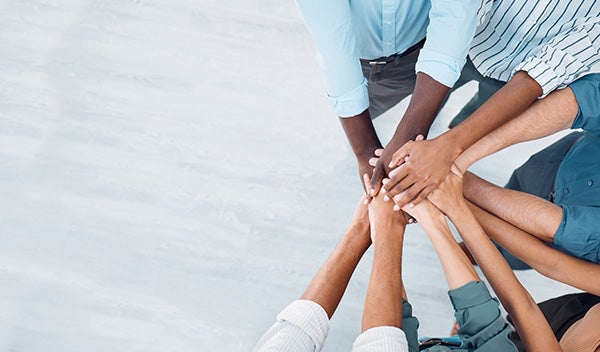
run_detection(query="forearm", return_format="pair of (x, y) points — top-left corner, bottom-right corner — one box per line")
(417, 208), (479, 290)
(386, 72), (450, 154)
(467, 200), (600, 296)
(447, 204), (561, 352)
(456, 87), (578, 171)
(441, 71), (542, 158)
(301, 222), (371, 318)
(339, 109), (383, 161)
(362, 236), (404, 331)
(462, 172), (562, 243)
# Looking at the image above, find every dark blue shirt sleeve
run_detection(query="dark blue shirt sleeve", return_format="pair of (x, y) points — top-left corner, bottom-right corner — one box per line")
(569, 73), (600, 133)
(554, 205), (600, 264)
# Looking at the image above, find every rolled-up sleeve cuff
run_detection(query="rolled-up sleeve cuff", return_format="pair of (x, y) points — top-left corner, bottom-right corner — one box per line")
(448, 281), (491, 310)
(553, 206), (600, 263)
(352, 326), (408, 352)
(514, 57), (560, 98)
(329, 77), (370, 118)
(277, 300), (330, 351)
(415, 48), (465, 88)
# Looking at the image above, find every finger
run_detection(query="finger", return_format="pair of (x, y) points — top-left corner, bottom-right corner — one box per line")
(386, 171), (416, 199)
(382, 178), (391, 201)
(362, 174), (372, 204)
(369, 163), (385, 196)
(409, 184), (437, 207)
(392, 191), (408, 211)
(450, 163), (463, 178)
(395, 181), (428, 209)
(383, 164), (409, 195)
(389, 142), (412, 168)
(374, 148), (384, 157)
(369, 157), (379, 167)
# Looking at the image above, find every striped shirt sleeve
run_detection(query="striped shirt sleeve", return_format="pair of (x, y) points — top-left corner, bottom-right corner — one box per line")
(514, 17), (600, 97)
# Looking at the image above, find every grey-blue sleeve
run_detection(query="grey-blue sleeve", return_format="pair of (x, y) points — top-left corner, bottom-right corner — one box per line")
(449, 281), (517, 352)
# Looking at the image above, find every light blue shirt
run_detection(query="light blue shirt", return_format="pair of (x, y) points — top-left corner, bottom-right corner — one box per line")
(295, 0), (481, 117)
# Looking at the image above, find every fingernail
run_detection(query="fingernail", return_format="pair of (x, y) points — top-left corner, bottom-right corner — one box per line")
(408, 203), (415, 208)
(384, 195), (389, 201)
(393, 204), (400, 211)
(393, 194), (403, 202)
(408, 218), (414, 224)
(382, 178), (389, 184)
(369, 189), (375, 196)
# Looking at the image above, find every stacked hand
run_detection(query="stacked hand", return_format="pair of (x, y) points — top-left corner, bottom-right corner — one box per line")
(378, 135), (461, 208)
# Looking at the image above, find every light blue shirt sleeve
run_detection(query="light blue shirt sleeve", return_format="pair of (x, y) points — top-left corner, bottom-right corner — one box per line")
(416, 0), (481, 87)
(295, 0), (369, 117)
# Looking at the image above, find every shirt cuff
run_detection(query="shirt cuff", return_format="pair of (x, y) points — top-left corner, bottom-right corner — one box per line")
(514, 57), (561, 98)
(352, 326), (408, 352)
(448, 281), (492, 310)
(277, 300), (330, 351)
(415, 48), (465, 88)
(328, 77), (370, 118)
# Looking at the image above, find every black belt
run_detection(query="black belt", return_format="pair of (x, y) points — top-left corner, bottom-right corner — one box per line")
(361, 38), (425, 66)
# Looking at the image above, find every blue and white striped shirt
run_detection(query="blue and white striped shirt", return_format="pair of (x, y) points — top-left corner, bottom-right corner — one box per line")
(472, 0), (600, 97)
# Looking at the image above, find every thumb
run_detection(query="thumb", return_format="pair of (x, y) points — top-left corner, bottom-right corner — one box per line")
(450, 163), (464, 179)
(389, 143), (411, 168)
(369, 162), (385, 196)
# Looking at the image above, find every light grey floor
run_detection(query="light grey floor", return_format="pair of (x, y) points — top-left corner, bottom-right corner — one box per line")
(0, 1), (577, 351)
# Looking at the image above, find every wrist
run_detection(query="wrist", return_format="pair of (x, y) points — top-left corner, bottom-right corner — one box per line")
(356, 144), (382, 163)
(446, 201), (471, 224)
(418, 212), (447, 230)
(437, 132), (463, 160)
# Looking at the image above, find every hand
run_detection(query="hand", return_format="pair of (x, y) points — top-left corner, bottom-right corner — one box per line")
(368, 147), (393, 197)
(427, 167), (466, 217)
(350, 194), (371, 229)
(400, 198), (443, 225)
(384, 135), (460, 208)
(358, 157), (375, 195)
(367, 150), (417, 224)
(368, 189), (406, 244)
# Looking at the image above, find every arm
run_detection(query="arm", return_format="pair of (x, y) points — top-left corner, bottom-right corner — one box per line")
(384, 71), (543, 207)
(255, 197), (371, 352)
(462, 171), (562, 243)
(428, 174), (562, 352)
(351, 194), (413, 352)
(370, 0), (482, 193)
(301, 197), (372, 318)
(455, 87), (578, 172)
(370, 73), (450, 193)
(465, 200), (600, 296)
(340, 110), (384, 191)
(403, 199), (518, 352)
(362, 193), (407, 331)
(402, 200), (478, 289)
